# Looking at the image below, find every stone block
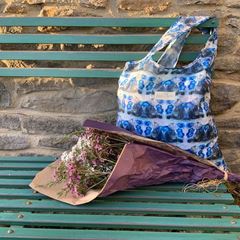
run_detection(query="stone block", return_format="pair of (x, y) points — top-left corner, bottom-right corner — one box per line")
(211, 81), (240, 114)
(221, 148), (240, 174)
(218, 33), (238, 54)
(0, 82), (11, 108)
(80, 0), (108, 8)
(0, 113), (21, 130)
(15, 78), (73, 95)
(21, 115), (84, 134)
(19, 86), (117, 114)
(226, 0), (240, 8)
(38, 6), (75, 32)
(179, 0), (221, 5)
(0, 134), (30, 150)
(226, 17), (240, 34)
(3, 2), (28, 14)
(215, 56), (240, 73)
(38, 135), (78, 149)
(218, 129), (240, 148)
(118, 0), (170, 14)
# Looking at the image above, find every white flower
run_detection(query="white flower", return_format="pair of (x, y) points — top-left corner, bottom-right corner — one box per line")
(61, 151), (69, 162)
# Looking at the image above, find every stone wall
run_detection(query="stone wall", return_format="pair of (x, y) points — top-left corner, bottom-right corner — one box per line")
(0, 0), (239, 172)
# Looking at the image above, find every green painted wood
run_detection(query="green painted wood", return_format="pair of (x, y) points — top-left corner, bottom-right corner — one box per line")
(0, 51), (199, 62)
(0, 188), (234, 203)
(0, 68), (120, 78)
(0, 179), (227, 193)
(0, 228), (236, 240)
(0, 34), (210, 44)
(0, 199), (238, 217)
(0, 179), (30, 188)
(0, 17), (218, 27)
(0, 170), (37, 179)
(138, 183), (227, 192)
(1, 212), (239, 231)
(0, 162), (48, 170)
(105, 190), (234, 204)
(0, 156), (55, 162)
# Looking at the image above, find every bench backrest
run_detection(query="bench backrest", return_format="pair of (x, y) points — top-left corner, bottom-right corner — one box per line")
(0, 17), (218, 79)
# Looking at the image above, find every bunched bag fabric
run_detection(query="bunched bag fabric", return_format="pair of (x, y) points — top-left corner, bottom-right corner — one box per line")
(116, 16), (227, 170)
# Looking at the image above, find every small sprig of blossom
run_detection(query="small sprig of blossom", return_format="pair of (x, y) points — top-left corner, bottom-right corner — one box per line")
(50, 128), (128, 198)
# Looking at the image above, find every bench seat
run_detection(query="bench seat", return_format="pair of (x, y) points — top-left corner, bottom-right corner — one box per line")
(0, 156), (240, 240)
(0, 17), (239, 239)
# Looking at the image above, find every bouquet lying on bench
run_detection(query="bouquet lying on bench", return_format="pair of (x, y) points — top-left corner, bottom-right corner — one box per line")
(30, 119), (240, 205)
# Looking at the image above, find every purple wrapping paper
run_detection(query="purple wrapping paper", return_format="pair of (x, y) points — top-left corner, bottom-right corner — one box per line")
(29, 119), (240, 205)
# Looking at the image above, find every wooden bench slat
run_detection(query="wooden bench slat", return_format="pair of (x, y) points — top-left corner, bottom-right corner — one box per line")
(0, 163), (49, 170)
(0, 199), (238, 217)
(0, 188), (234, 204)
(0, 68), (119, 78)
(0, 34), (210, 44)
(0, 51), (199, 62)
(0, 228), (235, 240)
(106, 190), (233, 203)
(0, 17), (218, 27)
(0, 212), (239, 231)
(0, 170), (37, 179)
(0, 179), (30, 188)
(0, 156), (55, 162)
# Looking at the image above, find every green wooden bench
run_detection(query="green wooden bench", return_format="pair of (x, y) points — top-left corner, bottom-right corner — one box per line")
(0, 17), (240, 240)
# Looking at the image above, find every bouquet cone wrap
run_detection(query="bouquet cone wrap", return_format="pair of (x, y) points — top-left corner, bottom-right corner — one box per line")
(30, 120), (240, 205)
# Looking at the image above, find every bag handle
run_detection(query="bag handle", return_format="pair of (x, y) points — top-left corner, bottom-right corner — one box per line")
(187, 28), (218, 71)
(142, 16), (214, 67)
(156, 30), (191, 68)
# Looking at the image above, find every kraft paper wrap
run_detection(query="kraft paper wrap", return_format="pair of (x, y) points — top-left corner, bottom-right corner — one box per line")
(30, 120), (240, 205)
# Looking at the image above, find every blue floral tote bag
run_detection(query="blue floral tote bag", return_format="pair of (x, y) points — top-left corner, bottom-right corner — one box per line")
(116, 16), (227, 170)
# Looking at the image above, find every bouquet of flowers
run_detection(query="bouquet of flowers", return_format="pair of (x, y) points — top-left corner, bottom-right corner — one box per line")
(30, 120), (240, 205)
(49, 128), (128, 198)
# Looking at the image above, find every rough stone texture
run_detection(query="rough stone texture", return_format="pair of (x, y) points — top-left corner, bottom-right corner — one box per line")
(38, 5), (75, 32)
(118, 0), (170, 15)
(0, 82), (11, 108)
(226, 17), (240, 35)
(39, 5), (75, 17)
(219, 130), (240, 148)
(3, 2), (28, 14)
(25, 0), (46, 4)
(179, 0), (221, 5)
(21, 115), (85, 134)
(38, 135), (78, 149)
(19, 85), (117, 114)
(0, 134), (30, 150)
(211, 81), (240, 114)
(226, 0), (240, 8)
(0, 113), (21, 130)
(0, 0), (239, 172)
(215, 56), (240, 73)
(217, 32), (238, 54)
(15, 78), (74, 94)
(80, 0), (108, 9)
(216, 115), (240, 129)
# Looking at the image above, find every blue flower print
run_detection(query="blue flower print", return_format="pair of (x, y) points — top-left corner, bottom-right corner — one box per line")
(116, 16), (227, 170)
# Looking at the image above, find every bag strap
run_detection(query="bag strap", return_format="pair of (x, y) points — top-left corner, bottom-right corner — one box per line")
(143, 16), (215, 68)
(187, 28), (218, 71)
(156, 30), (191, 68)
